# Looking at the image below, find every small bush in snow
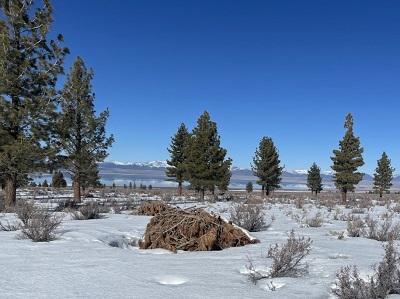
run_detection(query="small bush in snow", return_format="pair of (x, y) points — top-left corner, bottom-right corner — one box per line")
(246, 230), (312, 283)
(230, 203), (267, 232)
(333, 241), (400, 298)
(346, 217), (365, 237)
(364, 215), (400, 242)
(390, 204), (400, 214)
(15, 201), (36, 225)
(306, 212), (324, 227)
(20, 208), (63, 242)
(267, 230), (312, 278)
(72, 202), (108, 220)
(0, 220), (22, 231)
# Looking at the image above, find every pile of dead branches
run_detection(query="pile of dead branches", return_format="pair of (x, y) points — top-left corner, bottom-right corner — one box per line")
(139, 207), (259, 252)
(137, 201), (174, 216)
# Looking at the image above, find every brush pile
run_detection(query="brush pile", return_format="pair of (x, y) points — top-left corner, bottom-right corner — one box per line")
(137, 201), (173, 216)
(140, 206), (259, 252)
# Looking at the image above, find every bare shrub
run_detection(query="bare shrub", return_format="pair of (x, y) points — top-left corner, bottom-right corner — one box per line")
(333, 241), (400, 298)
(364, 215), (400, 242)
(267, 230), (312, 278)
(346, 216), (365, 237)
(391, 204), (400, 214)
(333, 266), (372, 299)
(20, 208), (63, 242)
(0, 220), (22, 231)
(246, 230), (312, 284)
(306, 212), (324, 227)
(15, 201), (36, 225)
(230, 203), (267, 232)
(72, 202), (107, 220)
(294, 198), (305, 209)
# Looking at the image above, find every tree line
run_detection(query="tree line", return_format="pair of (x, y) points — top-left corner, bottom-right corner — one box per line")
(167, 112), (395, 202)
(0, 0), (113, 207)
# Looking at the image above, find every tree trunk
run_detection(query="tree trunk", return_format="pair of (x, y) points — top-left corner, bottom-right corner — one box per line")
(379, 191), (383, 198)
(266, 187), (270, 197)
(341, 191), (347, 204)
(261, 185), (265, 198)
(178, 182), (183, 196)
(200, 188), (205, 201)
(73, 178), (81, 202)
(4, 177), (17, 208)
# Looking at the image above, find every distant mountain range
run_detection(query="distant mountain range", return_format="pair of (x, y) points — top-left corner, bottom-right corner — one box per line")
(97, 160), (396, 190)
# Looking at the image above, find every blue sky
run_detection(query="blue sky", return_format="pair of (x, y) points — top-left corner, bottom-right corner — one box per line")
(52, 0), (400, 173)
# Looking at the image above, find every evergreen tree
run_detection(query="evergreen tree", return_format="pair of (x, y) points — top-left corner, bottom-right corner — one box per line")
(112, 182), (116, 189)
(185, 111), (232, 200)
(252, 137), (283, 197)
(373, 152), (395, 198)
(42, 179), (49, 188)
(148, 184), (152, 190)
(123, 184), (127, 189)
(0, 0), (68, 207)
(331, 113), (364, 203)
(307, 163), (323, 195)
(246, 181), (253, 193)
(129, 182), (133, 189)
(56, 57), (113, 202)
(166, 123), (190, 195)
(52, 171), (67, 188)
(133, 182), (136, 189)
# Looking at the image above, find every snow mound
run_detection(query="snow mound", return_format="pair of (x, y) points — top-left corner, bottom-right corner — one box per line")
(156, 276), (188, 286)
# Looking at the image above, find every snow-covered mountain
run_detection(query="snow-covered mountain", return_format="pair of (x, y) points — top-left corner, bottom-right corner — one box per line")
(109, 160), (168, 168)
(97, 161), (384, 189)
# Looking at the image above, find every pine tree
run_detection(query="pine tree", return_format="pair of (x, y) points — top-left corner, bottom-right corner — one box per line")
(307, 163), (323, 195)
(331, 113), (364, 203)
(166, 123), (190, 195)
(252, 137), (283, 197)
(42, 179), (49, 188)
(52, 171), (67, 188)
(0, 0), (68, 207)
(129, 182), (133, 189)
(112, 182), (116, 189)
(148, 184), (152, 190)
(373, 152), (394, 198)
(57, 57), (113, 202)
(185, 111), (232, 200)
(133, 182), (136, 189)
(246, 181), (253, 193)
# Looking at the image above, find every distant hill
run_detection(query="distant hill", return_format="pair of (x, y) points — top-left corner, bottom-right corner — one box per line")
(97, 160), (386, 190)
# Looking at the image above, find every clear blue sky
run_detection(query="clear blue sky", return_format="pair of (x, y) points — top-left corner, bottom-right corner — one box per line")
(52, 0), (400, 173)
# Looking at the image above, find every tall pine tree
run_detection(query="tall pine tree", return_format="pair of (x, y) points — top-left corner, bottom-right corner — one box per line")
(166, 123), (190, 195)
(0, 0), (68, 207)
(57, 57), (113, 202)
(252, 137), (283, 197)
(373, 152), (394, 198)
(331, 113), (364, 203)
(185, 111), (232, 200)
(307, 162), (323, 195)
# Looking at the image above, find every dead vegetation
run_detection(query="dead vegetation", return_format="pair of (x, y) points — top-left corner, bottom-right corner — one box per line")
(139, 206), (259, 252)
(72, 201), (108, 220)
(333, 241), (400, 299)
(15, 201), (63, 242)
(137, 200), (174, 216)
(229, 203), (269, 232)
(346, 215), (400, 241)
(247, 230), (312, 283)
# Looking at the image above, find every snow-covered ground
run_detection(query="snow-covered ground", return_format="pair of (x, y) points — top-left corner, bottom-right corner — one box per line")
(1, 193), (400, 298)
